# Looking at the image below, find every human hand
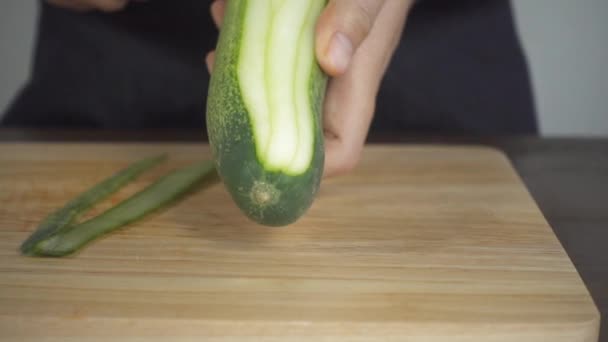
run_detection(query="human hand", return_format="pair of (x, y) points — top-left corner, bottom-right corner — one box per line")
(207, 0), (413, 177)
(45, 0), (144, 12)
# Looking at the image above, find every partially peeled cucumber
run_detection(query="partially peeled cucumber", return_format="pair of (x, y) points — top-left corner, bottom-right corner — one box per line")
(206, 0), (328, 226)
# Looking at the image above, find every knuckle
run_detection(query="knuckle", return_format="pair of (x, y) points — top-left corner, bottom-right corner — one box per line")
(344, 1), (374, 42)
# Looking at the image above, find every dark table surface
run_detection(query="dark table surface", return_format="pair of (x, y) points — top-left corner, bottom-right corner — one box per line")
(1, 128), (606, 340)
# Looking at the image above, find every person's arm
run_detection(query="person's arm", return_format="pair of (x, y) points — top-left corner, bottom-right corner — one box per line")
(208, 0), (413, 177)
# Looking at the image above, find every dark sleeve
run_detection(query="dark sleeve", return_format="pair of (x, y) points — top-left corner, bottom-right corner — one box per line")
(372, 0), (538, 135)
(2, 0), (217, 129)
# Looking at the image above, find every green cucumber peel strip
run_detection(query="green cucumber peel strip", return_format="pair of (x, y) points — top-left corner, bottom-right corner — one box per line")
(20, 154), (168, 255)
(28, 160), (217, 257)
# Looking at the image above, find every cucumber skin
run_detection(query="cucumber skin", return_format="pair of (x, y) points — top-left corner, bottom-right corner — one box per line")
(206, 0), (328, 226)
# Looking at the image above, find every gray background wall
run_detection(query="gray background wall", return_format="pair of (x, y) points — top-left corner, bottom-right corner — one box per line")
(1, 0), (607, 136)
(0, 1), (37, 121)
(512, 0), (608, 136)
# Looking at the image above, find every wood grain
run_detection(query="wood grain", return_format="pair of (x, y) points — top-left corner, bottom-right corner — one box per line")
(0, 143), (599, 341)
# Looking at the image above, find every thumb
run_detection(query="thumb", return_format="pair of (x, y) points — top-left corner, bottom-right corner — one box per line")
(316, 0), (385, 76)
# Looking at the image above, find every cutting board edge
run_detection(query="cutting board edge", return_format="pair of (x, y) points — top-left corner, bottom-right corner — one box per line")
(0, 315), (600, 341)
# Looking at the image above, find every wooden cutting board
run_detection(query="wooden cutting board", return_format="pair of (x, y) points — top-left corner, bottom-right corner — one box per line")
(0, 143), (599, 341)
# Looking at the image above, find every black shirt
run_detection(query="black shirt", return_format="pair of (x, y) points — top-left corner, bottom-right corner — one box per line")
(3, 0), (538, 135)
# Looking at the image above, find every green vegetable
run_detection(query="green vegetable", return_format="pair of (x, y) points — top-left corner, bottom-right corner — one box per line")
(20, 154), (167, 255)
(27, 160), (216, 257)
(206, 0), (328, 226)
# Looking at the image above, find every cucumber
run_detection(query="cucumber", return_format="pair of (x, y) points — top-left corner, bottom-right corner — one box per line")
(206, 0), (328, 226)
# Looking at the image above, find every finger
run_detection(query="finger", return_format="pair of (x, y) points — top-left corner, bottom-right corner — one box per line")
(211, 0), (227, 28)
(315, 0), (386, 76)
(322, 0), (411, 178)
(206, 51), (216, 73)
(322, 75), (375, 178)
(323, 56), (378, 178)
(207, 1), (225, 74)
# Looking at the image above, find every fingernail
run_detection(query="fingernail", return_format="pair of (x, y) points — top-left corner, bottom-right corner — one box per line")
(328, 32), (353, 73)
